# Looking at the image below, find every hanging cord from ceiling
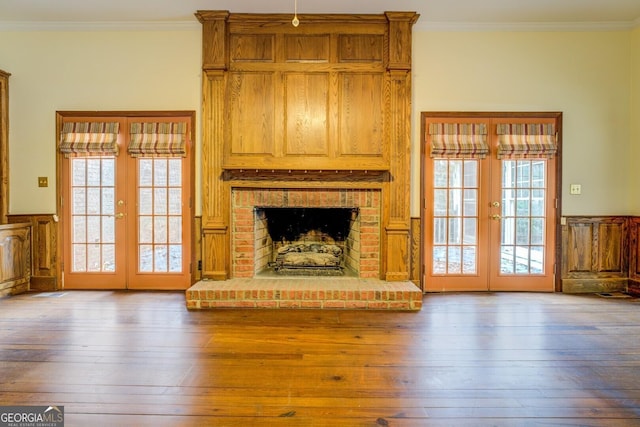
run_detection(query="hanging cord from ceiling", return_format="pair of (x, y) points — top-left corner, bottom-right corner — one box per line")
(292, 0), (300, 27)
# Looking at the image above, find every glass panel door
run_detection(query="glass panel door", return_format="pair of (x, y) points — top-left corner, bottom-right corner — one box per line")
(489, 158), (556, 291)
(127, 155), (191, 289)
(432, 160), (479, 275)
(62, 133), (127, 289)
(499, 160), (546, 274)
(72, 157), (117, 273)
(63, 156), (125, 288)
(60, 115), (192, 290)
(423, 116), (557, 292)
(424, 156), (490, 292)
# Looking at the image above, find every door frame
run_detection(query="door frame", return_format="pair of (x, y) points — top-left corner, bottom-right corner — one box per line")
(55, 110), (197, 289)
(420, 111), (563, 292)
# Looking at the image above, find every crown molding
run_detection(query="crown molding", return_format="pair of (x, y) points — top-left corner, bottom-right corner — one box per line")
(414, 20), (637, 32)
(0, 18), (637, 33)
(0, 20), (200, 31)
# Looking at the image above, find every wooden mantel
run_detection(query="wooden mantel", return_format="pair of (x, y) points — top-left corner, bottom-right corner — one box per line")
(196, 11), (419, 281)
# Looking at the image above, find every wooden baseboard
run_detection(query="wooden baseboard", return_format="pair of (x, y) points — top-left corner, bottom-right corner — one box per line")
(30, 276), (57, 292)
(562, 278), (628, 294)
(627, 279), (640, 297)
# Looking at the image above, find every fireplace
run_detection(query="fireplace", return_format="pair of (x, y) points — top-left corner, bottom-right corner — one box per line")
(255, 207), (358, 276)
(189, 178), (423, 311)
(231, 188), (381, 279)
(188, 11), (422, 309)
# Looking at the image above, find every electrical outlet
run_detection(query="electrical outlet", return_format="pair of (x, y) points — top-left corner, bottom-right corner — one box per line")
(569, 184), (581, 195)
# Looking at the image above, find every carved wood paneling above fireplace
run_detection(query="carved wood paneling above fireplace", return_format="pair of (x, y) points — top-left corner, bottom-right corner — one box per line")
(196, 11), (418, 281)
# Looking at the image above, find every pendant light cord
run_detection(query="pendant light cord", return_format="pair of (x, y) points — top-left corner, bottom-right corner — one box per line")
(292, 0), (300, 27)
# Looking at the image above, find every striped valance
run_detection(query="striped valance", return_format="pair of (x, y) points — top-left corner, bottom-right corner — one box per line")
(128, 122), (187, 157)
(496, 124), (557, 159)
(428, 123), (489, 159)
(59, 122), (120, 157)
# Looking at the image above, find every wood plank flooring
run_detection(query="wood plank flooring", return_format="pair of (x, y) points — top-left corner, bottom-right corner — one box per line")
(1, 291), (640, 426)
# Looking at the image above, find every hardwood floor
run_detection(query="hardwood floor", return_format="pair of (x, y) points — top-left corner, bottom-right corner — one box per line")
(2, 291), (640, 426)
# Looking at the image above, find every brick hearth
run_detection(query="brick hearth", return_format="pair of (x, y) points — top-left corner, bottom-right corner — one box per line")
(186, 278), (423, 311)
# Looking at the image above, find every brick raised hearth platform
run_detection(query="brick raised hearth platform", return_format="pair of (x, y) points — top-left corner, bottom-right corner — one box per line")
(186, 278), (423, 311)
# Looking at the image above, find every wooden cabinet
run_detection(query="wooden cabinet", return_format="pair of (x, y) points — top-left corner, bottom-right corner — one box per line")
(0, 222), (31, 296)
(561, 216), (629, 293)
(8, 215), (57, 291)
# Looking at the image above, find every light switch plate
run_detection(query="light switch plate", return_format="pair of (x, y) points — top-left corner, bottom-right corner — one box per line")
(38, 177), (48, 187)
(570, 184), (581, 195)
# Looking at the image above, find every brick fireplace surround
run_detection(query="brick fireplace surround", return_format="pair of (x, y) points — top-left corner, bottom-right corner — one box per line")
(186, 187), (423, 311)
(232, 188), (379, 279)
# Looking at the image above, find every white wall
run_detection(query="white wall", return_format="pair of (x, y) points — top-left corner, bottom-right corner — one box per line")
(412, 30), (633, 216)
(0, 29), (201, 214)
(0, 26), (637, 218)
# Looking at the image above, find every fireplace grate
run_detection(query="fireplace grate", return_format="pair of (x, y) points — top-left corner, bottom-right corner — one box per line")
(274, 265), (344, 276)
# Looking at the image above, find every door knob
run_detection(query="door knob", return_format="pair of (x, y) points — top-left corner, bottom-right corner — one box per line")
(115, 213), (124, 219)
(491, 214), (501, 221)
(491, 201), (501, 208)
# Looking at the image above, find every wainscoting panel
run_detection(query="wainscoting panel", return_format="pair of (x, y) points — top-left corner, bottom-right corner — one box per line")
(8, 214), (57, 291)
(562, 216), (628, 293)
(0, 222), (31, 296)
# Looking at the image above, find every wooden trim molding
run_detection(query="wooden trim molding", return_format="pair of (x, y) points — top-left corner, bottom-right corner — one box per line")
(628, 217), (640, 295)
(0, 70), (10, 224)
(410, 217), (421, 288)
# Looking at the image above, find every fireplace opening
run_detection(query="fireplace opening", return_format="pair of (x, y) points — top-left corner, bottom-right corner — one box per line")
(254, 207), (360, 277)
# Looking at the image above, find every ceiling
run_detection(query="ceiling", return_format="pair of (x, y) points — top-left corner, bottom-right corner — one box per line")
(0, 0), (639, 31)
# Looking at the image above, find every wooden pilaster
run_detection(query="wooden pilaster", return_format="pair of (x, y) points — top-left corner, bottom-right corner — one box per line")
(384, 12), (418, 281)
(198, 11), (230, 279)
(0, 70), (10, 225)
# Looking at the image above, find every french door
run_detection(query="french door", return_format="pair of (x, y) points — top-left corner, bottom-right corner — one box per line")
(59, 114), (193, 290)
(423, 115), (559, 292)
